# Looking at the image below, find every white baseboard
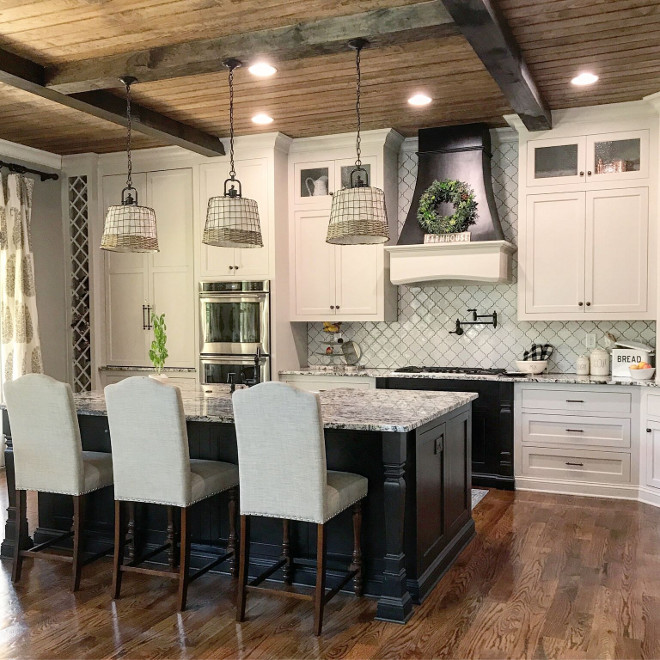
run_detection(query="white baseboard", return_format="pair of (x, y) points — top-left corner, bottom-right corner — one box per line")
(515, 475), (658, 505)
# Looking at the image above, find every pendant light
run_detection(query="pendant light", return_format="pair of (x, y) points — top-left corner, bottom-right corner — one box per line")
(203, 59), (263, 248)
(100, 77), (158, 253)
(327, 39), (389, 245)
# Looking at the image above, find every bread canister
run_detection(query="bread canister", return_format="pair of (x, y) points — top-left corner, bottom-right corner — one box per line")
(576, 354), (590, 376)
(590, 347), (610, 377)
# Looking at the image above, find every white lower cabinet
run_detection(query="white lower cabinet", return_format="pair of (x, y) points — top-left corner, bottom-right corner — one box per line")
(279, 373), (376, 392)
(643, 393), (660, 496)
(515, 384), (639, 498)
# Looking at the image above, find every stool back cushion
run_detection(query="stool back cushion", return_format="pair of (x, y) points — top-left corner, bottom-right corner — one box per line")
(232, 382), (326, 522)
(3, 374), (85, 494)
(105, 377), (191, 506)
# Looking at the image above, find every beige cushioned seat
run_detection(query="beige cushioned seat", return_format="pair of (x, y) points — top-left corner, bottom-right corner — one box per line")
(3, 374), (113, 496)
(105, 377), (238, 507)
(232, 381), (367, 524)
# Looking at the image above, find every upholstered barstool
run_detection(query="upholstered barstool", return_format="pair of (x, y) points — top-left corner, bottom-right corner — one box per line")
(232, 381), (368, 636)
(3, 374), (114, 591)
(104, 377), (239, 611)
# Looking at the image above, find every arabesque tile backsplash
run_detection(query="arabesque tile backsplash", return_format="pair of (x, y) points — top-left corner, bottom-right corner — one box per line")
(308, 137), (656, 373)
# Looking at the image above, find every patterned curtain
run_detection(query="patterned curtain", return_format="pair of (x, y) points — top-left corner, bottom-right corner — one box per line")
(0, 173), (43, 382)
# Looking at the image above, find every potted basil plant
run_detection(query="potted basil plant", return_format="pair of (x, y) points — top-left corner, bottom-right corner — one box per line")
(149, 312), (169, 383)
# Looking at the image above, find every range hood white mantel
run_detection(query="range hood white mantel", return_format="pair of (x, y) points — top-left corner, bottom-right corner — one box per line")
(385, 240), (516, 286)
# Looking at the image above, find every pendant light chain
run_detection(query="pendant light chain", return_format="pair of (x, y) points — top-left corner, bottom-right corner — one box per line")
(228, 66), (236, 179)
(355, 45), (362, 168)
(125, 79), (133, 189)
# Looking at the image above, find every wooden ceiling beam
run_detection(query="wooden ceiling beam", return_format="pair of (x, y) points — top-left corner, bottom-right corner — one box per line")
(440, 0), (552, 130)
(0, 48), (224, 155)
(44, 1), (458, 94)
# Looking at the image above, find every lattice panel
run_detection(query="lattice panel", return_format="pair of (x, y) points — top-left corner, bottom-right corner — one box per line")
(68, 176), (92, 392)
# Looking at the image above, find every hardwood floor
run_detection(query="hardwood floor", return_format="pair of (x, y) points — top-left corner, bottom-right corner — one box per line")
(1, 469), (659, 659)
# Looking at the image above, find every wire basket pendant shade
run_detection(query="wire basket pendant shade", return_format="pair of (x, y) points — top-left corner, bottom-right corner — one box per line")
(101, 76), (159, 253)
(101, 198), (158, 253)
(203, 60), (263, 249)
(327, 185), (388, 244)
(327, 39), (389, 246)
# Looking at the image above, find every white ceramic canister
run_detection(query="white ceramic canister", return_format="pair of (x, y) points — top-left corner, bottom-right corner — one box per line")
(576, 354), (590, 376)
(590, 348), (610, 377)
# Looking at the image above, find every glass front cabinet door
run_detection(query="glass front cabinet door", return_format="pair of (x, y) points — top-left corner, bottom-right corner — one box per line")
(586, 130), (649, 182)
(527, 130), (649, 187)
(527, 137), (586, 186)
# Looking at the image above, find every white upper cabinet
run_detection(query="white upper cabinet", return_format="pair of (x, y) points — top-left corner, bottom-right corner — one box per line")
(198, 158), (270, 280)
(103, 168), (195, 367)
(516, 109), (656, 321)
(584, 187), (648, 315)
(521, 187), (651, 320)
(288, 130), (400, 322)
(523, 192), (585, 315)
(527, 129), (649, 187)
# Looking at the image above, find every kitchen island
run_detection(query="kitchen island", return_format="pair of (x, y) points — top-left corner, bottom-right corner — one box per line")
(1, 387), (477, 624)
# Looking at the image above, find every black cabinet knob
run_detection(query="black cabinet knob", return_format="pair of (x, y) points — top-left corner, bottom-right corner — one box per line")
(330, 305), (335, 310)
(587, 171), (592, 176)
(586, 302), (591, 306)
(647, 428), (652, 433)
(578, 302), (584, 306)
(579, 171), (585, 176)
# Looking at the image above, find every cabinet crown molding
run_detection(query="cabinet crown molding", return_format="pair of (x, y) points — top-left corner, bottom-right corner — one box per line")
(289, 128), (403, 154)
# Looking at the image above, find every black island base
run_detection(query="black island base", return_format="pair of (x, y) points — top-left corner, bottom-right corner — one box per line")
(1, 387), (477, 624)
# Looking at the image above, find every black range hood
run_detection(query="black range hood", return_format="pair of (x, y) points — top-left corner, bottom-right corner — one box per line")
(398, 123), (505, 245)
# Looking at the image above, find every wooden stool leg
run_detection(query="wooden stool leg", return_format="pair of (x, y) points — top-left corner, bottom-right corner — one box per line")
(112, 500), (127, 599)
(12, 489), (27, 584)
(314, 523), (327, 636)
(227, 487), (238, 577)
(166, 506), (176, 570)
(282, 519), (293, 584)
(236, 515), (250, 622)
(126, 502), (136, 562)
(71, 495), (86, 592)
(177, 506), (191, 612)
(351, 501), (364, 597)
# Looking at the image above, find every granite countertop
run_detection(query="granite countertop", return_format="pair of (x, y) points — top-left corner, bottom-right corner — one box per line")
(280, 368), (660, 387)
(61, 386), (478, 433)
(98, 365), (196, 373)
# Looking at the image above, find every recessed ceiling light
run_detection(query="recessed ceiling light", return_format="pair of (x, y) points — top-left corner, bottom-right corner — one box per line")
(248, 62), (277, 77)
(571, 72), (599, 86)
(252, 113), (274, 125)
(408, 93), (432, 107)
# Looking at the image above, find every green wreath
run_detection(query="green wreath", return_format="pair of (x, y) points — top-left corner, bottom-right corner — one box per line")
(417, 179), (478, 235)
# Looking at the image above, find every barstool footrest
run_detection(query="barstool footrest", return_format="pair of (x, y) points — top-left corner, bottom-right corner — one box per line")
(323, 568), (358, 605)
(27, 530), (74, 554)
(246, 584), (314, 601)
(249, 557), (288, 588)
(81, 545), (115, 567)
(127, 542), (172, 568)
(188, 551), (234, 584)
(20, 549), (74, 564)
(120, 564), (179, 579)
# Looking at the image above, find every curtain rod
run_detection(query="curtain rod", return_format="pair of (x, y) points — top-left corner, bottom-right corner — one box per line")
(0, 159), (59, 181)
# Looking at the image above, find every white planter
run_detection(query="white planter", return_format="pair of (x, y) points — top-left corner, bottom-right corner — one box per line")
(149, 374), (170, 384)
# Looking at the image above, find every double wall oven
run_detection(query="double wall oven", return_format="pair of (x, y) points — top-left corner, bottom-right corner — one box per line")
(199, 281), (270, 386)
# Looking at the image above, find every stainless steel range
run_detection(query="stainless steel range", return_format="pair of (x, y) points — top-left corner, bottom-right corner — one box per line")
(395, 366), (506, 376)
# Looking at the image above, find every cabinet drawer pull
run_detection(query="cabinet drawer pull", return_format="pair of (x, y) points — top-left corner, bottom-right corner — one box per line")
(586, 302), (591, 306)
(330, 305), (335, 310)
(578, 302), (584, 306)
(565, 461), (584, 467)
(566, 399), (584, 403)
(565, 428), (584, 433)
(579, 171), (584, 176)
(647, 428), (652, 433)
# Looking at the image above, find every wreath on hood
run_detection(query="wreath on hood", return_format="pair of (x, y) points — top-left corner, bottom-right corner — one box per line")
(417, 179), (478, 234)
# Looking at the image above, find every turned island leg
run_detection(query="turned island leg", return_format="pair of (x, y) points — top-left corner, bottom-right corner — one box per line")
(376, 431), (413, 624)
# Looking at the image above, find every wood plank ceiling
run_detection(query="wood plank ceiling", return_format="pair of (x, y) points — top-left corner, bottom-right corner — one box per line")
(0, 0), (657, 155)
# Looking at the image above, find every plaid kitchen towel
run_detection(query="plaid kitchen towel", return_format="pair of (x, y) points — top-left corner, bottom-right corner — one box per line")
(523, 343), (554, 361)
